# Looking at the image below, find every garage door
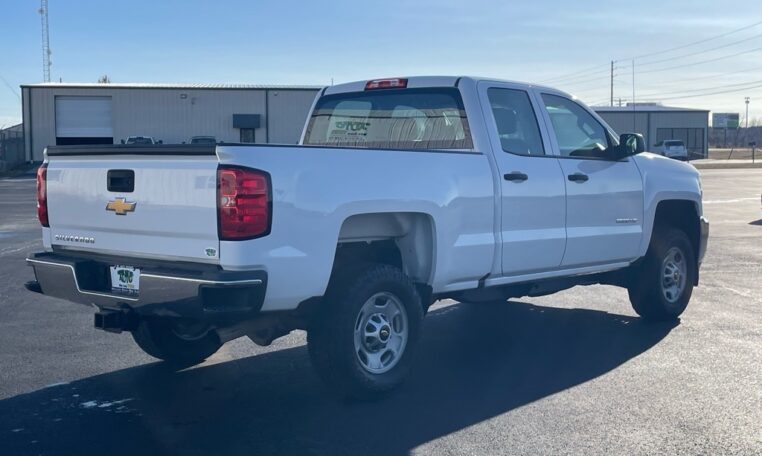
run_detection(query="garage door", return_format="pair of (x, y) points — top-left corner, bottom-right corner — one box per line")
(55, 96), (114, 145)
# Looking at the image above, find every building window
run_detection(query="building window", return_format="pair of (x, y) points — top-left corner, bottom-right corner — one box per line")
(240, 128), (255, 143)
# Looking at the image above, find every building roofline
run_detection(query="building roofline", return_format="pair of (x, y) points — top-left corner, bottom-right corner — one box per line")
(20, 82), (323, 91)
(592, 106), (710, 113)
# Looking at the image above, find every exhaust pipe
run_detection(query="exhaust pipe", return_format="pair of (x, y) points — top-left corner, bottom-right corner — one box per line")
(94, 309), (138, 333)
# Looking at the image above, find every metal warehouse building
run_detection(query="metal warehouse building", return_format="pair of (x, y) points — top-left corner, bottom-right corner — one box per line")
(19, 83), (710, 162)
(21, 83), (321, 162)
(593, 104), (709, 159)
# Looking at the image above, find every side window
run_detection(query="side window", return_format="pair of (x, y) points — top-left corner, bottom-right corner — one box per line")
(541, 94), (610, 158)
(487, 88), (545, 156)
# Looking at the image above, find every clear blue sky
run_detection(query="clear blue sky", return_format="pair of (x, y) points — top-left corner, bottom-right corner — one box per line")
(2, 0), (762, 128)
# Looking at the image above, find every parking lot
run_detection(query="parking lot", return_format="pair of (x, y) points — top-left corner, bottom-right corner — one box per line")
(0, 168), (760, 455)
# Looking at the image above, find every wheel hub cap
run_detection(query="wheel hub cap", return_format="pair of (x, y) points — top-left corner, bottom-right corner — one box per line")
(353, 292), (408, 374)
(661, 247), (687, 304)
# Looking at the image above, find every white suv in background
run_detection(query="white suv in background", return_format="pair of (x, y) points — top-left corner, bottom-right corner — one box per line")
(654, 140), (688, 160)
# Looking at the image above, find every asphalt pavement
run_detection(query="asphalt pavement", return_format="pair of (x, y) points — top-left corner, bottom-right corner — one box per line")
(0, 168), (760, 455)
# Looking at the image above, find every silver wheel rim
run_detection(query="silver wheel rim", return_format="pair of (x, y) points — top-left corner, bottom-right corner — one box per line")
(661, 247), (687, 304)
(353, 292), (408, 374)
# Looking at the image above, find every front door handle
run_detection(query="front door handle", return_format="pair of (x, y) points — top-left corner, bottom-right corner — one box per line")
(568, 173), (589, 183)
(504, 172), (528, 182)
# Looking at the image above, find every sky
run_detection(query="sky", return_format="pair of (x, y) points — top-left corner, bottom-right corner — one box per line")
(1, 0), (762, 128)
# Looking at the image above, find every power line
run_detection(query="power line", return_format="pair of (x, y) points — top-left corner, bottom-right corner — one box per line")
(627, 19), (762, 60)
(0, 75), (21, 101)
(637, 45), (762, 75)
(638, 78), (762, 98)
(639, 81), (762, 101)
(636, 31), (762, 67)
(636, 63), (762, 88)
(542, 66), (627, 87)
(537, 64), (609, 84)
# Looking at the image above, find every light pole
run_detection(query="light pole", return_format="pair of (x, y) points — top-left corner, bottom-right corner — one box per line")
(745, 97), (750, 129)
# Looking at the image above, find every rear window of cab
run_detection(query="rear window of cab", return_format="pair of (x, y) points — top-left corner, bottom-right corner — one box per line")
(303, 88), (473, 150)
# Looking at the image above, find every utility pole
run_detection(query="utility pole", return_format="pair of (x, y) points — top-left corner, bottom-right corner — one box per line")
(610, 60), (614, 107)
(632, 59), (636, 131)
(38, 0), (51, 82)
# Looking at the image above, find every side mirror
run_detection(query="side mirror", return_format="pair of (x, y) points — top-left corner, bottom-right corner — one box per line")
(120, 139), (125, 144)
(618, 133), (645, 157)
(157, 140), (163, 144)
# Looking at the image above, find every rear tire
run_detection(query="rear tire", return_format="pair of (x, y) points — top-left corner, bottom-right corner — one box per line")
(308, 264), (424, 400)
(132, 318), (221, 366)
(628, 228), (695, 321)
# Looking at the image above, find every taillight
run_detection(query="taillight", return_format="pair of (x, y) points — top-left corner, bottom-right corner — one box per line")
(36, 164), (49, 227)
(217, 166), (271, 240)
(365, 78), (408, 90)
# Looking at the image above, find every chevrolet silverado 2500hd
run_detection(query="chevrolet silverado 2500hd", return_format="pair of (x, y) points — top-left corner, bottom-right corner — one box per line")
(26, 76), (708, 398)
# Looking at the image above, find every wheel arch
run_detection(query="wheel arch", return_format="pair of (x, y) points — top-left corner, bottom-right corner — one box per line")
(648, 199), (701, 284)
(333, 212), (436, 287)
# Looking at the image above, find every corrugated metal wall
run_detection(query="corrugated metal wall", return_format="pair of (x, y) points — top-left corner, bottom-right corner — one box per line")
(596, 110), (709, 158)
(24, 86), (320, 161)
(267, 90), (318, 144)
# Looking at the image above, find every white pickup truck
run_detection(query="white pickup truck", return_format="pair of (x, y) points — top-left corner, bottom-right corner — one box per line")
(26, 76), (708, 398)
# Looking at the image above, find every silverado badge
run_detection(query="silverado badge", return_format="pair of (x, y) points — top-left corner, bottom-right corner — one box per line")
(106, 197), (137, 215)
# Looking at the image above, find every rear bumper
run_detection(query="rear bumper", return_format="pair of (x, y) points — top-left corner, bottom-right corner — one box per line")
(25, 252), (267, 321)
(698, 216), (709, 265)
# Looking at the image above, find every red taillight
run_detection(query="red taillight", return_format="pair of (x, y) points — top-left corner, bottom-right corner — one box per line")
(36, 164), (49, 227)
(217, 166), (271, 240)
(365, 78), (408, 90)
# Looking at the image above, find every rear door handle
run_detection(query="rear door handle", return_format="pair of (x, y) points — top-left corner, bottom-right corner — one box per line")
(504, 172), (528, 182)
(567, 173), (589, 183)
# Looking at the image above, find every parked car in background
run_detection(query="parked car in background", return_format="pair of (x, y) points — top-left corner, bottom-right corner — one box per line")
(653, 140), (688, 160)
(190, 136), (218, 144)
(121, 136), (162, 145)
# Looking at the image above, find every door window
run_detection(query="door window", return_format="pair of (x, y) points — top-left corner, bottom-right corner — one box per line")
(541, 94), (610, 158)
(487, 88), (545, 155)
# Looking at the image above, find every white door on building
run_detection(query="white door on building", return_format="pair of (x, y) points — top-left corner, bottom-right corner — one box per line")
(55, 96), (113, 144)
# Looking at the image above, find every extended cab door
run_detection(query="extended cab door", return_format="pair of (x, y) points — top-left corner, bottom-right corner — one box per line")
(535, 92), (644, 267)
(478, 82), (567, 276)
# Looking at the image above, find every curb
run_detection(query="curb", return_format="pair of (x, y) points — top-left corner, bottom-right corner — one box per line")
(692, 162), (762, 170)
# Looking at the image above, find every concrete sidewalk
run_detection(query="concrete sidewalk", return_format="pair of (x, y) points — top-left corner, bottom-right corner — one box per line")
(689, 159), (762, 169)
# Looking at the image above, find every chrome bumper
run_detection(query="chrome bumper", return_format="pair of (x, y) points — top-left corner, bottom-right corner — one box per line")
(26, 252), (267, 320)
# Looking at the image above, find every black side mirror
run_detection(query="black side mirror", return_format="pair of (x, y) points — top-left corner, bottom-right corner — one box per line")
(120, 139), (125, 144)
(617, 133), (645, 158)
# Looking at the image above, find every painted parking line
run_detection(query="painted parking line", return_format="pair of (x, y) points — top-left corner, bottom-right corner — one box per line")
(703, 197), (759, 204)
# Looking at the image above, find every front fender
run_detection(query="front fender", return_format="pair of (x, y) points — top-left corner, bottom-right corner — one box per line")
(633, 153), (703, 257)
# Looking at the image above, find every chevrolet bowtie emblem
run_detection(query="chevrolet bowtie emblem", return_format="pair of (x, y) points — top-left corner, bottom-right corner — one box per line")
(106, 198), (137, 215)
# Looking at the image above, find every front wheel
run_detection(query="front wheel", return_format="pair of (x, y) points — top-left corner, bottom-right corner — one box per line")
(131, 318), (222, 366)
(307, 264), (424, 400)
(628, 228), (696, 321)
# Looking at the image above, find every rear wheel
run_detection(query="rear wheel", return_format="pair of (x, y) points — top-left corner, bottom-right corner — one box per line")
(628, 228), (695, 321)
(308, 264), (423, 400)
(132, 318), (221, 366)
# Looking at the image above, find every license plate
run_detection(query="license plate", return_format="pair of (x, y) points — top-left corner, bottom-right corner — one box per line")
(110, 265), (140, 295)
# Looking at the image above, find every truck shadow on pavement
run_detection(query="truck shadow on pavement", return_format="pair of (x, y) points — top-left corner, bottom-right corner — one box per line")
(0, 301), (676, 455)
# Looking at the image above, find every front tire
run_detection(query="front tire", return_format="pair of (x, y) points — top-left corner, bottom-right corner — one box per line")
(132, 318), (222, 366)
(628, 228), (696, 321)
(308, 264), (424, 400)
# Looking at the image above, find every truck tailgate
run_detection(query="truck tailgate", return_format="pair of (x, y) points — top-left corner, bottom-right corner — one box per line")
(45, 147), (220, 263)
